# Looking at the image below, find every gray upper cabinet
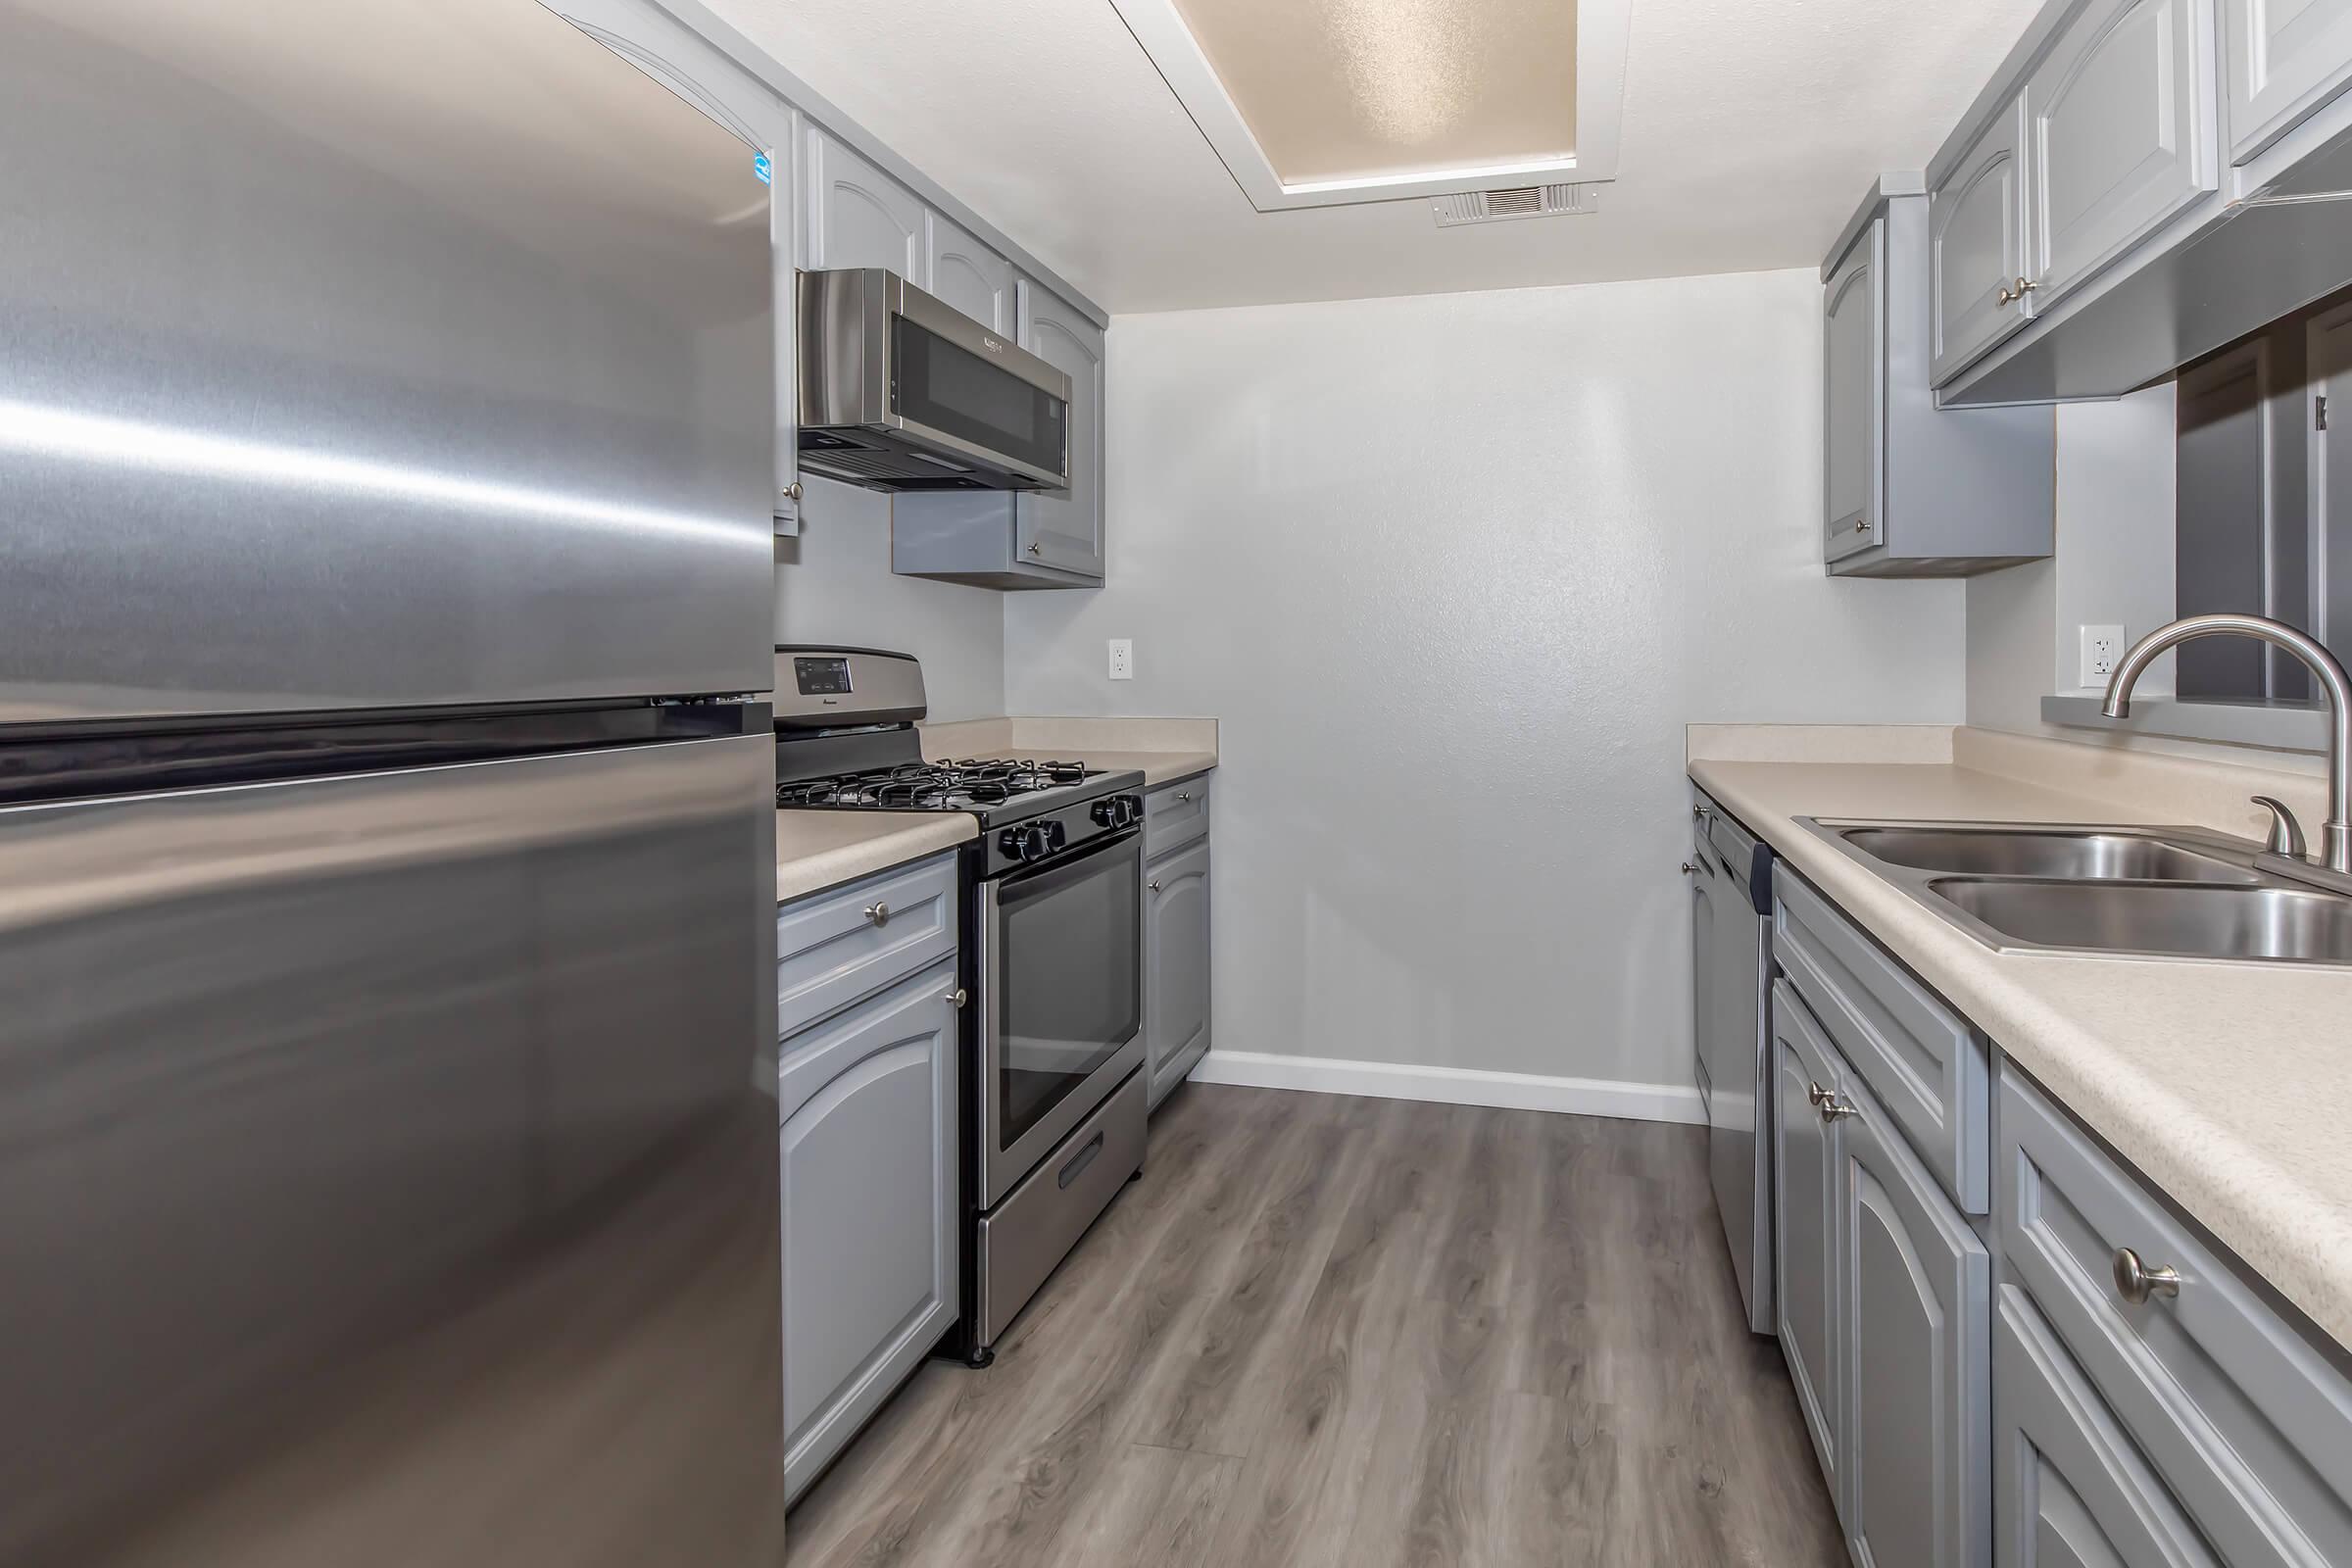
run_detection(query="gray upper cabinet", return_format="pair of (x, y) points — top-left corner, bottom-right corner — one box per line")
(2023, 0), (2218, 306)
(925, 212), (1015, 334)
(546, 0), (802, 529)
(1839, 1076), (1989, 1568)
(803, 123), (925, 283)
(1932, 107), (2033, 382)
(891, 280), (1108, 588)
(1016, 281), (1107, 580)
(2225, 0), (2352, 158)
(779, 958), (960, 1504)
(1773, 980), (1845, 1511)
(1824, 223), (1885, 564)
(1143, 834), (1210, 1110)
(1824, 182), (2054, 576)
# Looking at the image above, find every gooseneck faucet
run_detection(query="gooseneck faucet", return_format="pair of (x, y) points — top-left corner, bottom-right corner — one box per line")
(2101, 612), (2352, 873)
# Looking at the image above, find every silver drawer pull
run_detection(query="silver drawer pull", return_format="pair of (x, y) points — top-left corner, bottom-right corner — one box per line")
(2113, 1248), (2181, 1304)
(943, 987), (967, 1008)
(863, 901), (890, 927)
(1819, 1095), (1859, 1123)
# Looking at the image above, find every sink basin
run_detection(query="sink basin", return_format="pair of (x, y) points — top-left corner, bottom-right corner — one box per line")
(1931, 878), (2352, 963)
(1836, 826), (2259, 884)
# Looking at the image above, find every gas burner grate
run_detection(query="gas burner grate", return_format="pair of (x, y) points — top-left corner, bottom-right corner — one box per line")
(775, 758), (1095, 811)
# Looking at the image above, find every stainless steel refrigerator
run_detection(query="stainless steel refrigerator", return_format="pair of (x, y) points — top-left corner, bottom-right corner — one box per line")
(0, 3), (786, 1561)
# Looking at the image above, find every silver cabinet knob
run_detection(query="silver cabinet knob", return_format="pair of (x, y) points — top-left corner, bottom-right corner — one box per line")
(780, 480), (803, 503)
(2014, 276), (2038, 295)
(1996, 283), (2014, 306)
(943, 987), (967, 1008)
(1026, 541), (1042, 556)
(1148, 878), (1160, 893)
(2113, 1248), (2181, 1303)
(1693, 806), (1711, 822)
(1174, 790), (1193, 802)
(1681, 860), (1701, 875)
(1853, 517), (1870, 534)
(863, 901), (890, 927)
(1819, 1095), (1859, 1123)
(1806, 1082), (1831, 1108)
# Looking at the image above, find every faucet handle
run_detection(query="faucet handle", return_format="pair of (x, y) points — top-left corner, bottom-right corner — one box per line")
(2252, 796), (2309, 859)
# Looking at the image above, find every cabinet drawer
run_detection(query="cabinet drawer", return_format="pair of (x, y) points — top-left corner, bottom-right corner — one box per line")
(776, 851), (959, 1039)
(1997, 1069), (2352, 1565)
(1774, 869), (1989, 1213)
(1143, 775), (1210, 858)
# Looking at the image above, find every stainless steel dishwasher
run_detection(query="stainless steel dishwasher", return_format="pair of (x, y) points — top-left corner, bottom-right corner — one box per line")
(1689, 789), (1776, 1336)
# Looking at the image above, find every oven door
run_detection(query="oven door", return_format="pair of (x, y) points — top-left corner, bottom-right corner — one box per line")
(979, 828), (1144, 1208)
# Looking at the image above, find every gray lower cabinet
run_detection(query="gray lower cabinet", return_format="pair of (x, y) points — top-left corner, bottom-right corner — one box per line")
(1143, 834), (1210, 1109)
(1826, 179), (2053, 576)
(779, 957), (960, 1504)
(1840, 1073), (1990, 1568)
(1992, 1283), (2217, 1568)
(1773, 979), (1845, 1504)
(1759, 861), (2352, 1568)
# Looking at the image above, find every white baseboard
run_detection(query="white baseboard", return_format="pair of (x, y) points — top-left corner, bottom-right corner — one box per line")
(1186, 1050), (1706, 1126)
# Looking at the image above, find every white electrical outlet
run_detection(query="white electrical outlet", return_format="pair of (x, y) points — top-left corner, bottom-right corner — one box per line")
(1107, 638), (1133, 680)
(2080, 624), (2126, 687)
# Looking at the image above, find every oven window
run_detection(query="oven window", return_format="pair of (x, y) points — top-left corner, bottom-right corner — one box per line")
(995, 840), (1140, 1151)
(892, 317), (1068, 478)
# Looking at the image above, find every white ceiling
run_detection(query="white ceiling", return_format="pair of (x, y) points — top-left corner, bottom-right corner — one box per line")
(701, 0), (2046, 316)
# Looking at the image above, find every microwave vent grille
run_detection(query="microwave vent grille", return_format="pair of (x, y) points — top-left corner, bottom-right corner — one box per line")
(1431, 182), (1602, 227)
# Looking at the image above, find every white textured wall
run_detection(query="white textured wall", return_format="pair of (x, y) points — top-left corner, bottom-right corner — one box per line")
(772, 476), (1004, 721)
(1002, 270), (1968, 1089)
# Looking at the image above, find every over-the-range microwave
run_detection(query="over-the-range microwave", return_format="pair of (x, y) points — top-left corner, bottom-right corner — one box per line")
(795, 268), (1071, 492)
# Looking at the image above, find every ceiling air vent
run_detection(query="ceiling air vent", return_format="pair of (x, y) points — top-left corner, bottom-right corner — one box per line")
(1431, 182), (1603, 228)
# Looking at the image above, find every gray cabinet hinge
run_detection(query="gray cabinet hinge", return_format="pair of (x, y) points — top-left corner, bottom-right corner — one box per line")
(2319, 394), (2329, 431)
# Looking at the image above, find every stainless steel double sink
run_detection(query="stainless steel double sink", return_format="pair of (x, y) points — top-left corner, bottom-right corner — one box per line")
(1800, 821), (2352, 965)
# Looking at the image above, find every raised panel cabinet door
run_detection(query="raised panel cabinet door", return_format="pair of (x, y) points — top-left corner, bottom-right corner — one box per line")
(1772, 981), (1845, 1515)
(1840, 1080), (1991, 1568)
(778, 960), (961, 1503)
(1016, 280), (1106, 580)
(2225, 0), (2352, 158)
(803, 123), (924, 283)
(2026, 0), (2219, 305)
(548, 0), (801, 529)
(1993, 1286), (2220, 1568)
(1824, 220), (1886, 563)
(1932, 102), (2033, 383)
(1144, 840), (1211, 1109)
(925, 212), (1015, 333)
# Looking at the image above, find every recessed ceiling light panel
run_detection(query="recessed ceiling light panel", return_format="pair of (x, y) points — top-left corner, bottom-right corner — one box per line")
(1109, 0), (1626, 212)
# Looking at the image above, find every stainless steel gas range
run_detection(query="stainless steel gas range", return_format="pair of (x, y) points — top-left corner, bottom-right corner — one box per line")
(773, 647), (1147, 1361)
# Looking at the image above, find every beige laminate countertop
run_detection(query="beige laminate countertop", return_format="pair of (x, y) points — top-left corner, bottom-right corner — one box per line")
(1690, 754), (2352, 1353)
(773, 811), (973, 904)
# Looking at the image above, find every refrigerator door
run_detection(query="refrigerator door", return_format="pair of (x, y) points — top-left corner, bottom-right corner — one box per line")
(0, 735), (784, 1566)
(0, 0), (774, 722)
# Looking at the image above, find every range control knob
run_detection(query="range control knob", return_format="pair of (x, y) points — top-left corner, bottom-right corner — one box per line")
(1044, 820), (1068, 852)
(998, 826), (1049, 863)
(1091, 798), (1121, 828)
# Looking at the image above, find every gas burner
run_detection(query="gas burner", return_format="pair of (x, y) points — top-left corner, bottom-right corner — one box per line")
(774, 758), (1099, 813)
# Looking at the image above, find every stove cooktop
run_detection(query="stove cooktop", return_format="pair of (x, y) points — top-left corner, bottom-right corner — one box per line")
(775, 757), (1109, 818)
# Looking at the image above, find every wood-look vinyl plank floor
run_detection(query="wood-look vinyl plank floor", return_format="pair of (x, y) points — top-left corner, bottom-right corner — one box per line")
(787, 1084), (1845, 1567)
